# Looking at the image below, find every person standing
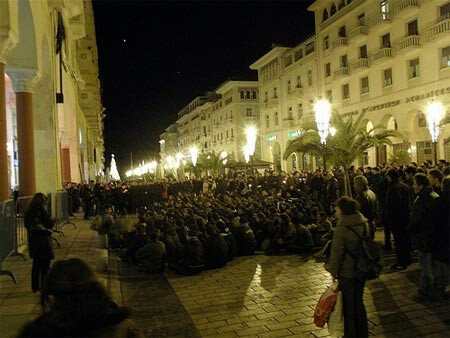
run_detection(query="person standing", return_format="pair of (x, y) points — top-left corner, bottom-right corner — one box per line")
(327, 197), (369, 338)
(410, 173), (439, 299)
(354, 175), (377, 239)
(384, 169), (411, 269)
(24, 193), (55, 293)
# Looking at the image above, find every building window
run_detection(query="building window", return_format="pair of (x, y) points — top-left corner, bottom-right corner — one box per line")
(383, 68), (392, 87)
(440, 2), (450, 20)
(361, 76), (369, 94)
(339, 26), (346, 37)
(330, 4), (337, 16)
(252, 91), (257, 99)
(342, 84), (350, 99)
(341, 54), (348, 68)
(325, 63), (331, 77)
(298, 103), (303, 119)
(409, 58), (420, 78)
(408, 19), (418, 36)
(264, 92), (268, 102)
(308, 70), (313, 86)
(231, 128), (234, 137)
(273, 87), (278, 98)
(246, 108), (253, 116)
(287, 80), (291, 93)
(324, 36), (330, 50)
(240, 91), (244, 99)
(245, 91), (250, 99)
(359, 45), (368, 59)
(296, 75), (302, 88)
(275, 112), (279, 126)
(381, 33), (391, 48)
(441, 46), (450, 68)
(358, 13), (365, 26)
(226, 130), (229, 138)
(326, 90), (332, 103)
(288, 106), (293, 119)
(323, 9), (329, 22)
(266, 115), (270, 128)
(338, 0), (345, 10)
(417, 112), (427, 128)
(380, 0), (390, 20)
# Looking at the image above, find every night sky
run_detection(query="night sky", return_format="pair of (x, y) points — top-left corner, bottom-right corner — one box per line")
(93, 0), (315, 173)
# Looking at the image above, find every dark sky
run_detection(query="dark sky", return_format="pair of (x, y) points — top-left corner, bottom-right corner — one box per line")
(93, 0), (315, 173)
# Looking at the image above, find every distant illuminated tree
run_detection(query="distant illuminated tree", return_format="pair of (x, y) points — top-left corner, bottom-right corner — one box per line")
(110, 154), (121, 181)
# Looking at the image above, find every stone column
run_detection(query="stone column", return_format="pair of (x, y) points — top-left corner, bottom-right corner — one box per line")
(8, 68), (38, 197)
(0, 63), (8, 201)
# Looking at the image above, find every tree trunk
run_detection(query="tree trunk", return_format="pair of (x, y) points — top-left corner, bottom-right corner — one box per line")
(343, 165), (353, 198)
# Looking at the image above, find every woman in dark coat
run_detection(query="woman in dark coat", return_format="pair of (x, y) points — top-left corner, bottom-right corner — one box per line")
(328, 197), (369, 338)
(24, 193), (55, 293)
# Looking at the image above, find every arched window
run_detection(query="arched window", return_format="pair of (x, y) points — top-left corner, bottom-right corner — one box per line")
(323, 9), (329, 21)
(246, 91), (251, 99)
(240, 91), (244, 99)
(330, 3), (337, 15)
(252, 91), (257, 99)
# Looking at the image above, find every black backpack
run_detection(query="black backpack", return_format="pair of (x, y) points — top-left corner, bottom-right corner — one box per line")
(346, 225), (382, 280)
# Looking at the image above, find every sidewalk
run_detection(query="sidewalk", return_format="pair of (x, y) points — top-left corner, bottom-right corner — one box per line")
(0, 216), (123, 338)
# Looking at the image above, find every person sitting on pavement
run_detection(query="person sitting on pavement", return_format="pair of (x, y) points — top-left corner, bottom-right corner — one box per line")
(216, 220), (237, 262)
(121, 223), (148, 264)
(285, 223), (314, 254)
(17, 258), (140, 338)
(233, 216), (256, 256)
(136, 230), (167, 273)
(203, 225), (228, 269)
(170, 229), (205, 275)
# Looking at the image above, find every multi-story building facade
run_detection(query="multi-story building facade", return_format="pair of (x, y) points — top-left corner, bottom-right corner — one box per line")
(250, 38), (320, 172)
(159, 81), (259, 166)
(0, 0), (104, 201)
(309, 0), (450, 166)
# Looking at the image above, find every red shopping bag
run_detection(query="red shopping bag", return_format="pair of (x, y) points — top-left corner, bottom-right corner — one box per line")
(313, 281), (339, 328)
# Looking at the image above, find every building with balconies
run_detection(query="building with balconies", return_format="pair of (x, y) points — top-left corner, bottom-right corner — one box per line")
(309, 0), (450, 166)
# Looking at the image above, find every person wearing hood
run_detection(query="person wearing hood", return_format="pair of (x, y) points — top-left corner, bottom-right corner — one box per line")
(327, 196), (369, 338)
(410, 173), (439, 300)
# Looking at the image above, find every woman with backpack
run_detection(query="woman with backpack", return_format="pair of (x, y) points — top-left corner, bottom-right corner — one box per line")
(327, 196), (369, 338)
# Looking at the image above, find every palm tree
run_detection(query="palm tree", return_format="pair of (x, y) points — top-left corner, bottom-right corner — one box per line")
(284, 111), (404, 196)
(194, 151), (233, 177)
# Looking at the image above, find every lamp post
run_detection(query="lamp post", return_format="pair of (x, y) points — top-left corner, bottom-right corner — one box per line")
(314, 99), (331, 171)
(426, 101), (444, 166)
(245, 126), (257, 174)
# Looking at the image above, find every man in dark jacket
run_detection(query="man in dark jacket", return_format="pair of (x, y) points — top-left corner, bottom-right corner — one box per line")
(384, 169), (411, 269)
(204, 226), (228, 269)
(431, 176), (450, 299)
(136, 231), (166, 273)
(172, 229), (205, 275)
(354, 175), (377, 239)
(234, 217), (256, 256)
(410, 173), (439, 299)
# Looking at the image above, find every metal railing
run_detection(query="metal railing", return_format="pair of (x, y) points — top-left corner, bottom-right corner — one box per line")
(0, 200), (19, 283)
(53, 191), (76, 230)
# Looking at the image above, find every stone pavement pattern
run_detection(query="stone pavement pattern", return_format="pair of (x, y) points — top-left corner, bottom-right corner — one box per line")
(1, 216), (449, 338)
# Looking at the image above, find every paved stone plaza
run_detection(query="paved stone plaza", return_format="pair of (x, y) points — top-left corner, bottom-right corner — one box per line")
(0, 216), (449, 338)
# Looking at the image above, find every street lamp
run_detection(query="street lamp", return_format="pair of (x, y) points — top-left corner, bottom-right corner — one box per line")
(314, 98), (331, 170)
(426, 101), (444, 166)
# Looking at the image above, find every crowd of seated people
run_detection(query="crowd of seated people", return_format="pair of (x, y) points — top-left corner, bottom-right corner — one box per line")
(87, 160), (449, 287)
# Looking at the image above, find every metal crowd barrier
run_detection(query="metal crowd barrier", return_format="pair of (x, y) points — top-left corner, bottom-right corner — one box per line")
(0, 200), (23, 283)
(54, 191), (76, 230)
(16, 196), (33, 249)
